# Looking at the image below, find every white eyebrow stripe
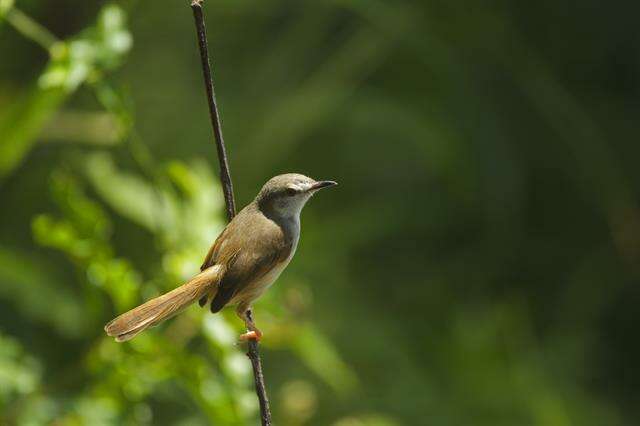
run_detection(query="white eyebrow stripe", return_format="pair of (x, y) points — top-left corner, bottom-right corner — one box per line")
(289, 181), (313, 191)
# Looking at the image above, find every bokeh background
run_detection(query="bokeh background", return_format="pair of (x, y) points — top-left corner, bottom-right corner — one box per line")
(1, 0), (639, 425)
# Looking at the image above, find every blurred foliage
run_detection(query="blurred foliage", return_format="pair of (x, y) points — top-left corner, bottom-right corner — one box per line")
(1, 0), (640, 425)
(0, 3), (130, 177)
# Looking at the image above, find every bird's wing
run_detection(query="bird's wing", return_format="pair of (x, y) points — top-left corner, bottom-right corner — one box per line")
(200, 222), (233, 271)
(209, 242), (291, 312)
(199, 206), (293, 312)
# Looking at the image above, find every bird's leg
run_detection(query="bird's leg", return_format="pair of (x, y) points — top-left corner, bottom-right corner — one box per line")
(236, 304), (262, 341)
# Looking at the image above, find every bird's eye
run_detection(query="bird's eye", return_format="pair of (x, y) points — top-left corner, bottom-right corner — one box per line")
(285, 188), (297, 196)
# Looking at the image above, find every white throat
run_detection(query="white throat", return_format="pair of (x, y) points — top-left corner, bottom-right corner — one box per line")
(273, 192), (313, 219)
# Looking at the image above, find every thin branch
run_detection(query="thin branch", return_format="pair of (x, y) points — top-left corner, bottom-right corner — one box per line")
(4, 7), (59, 51)
(189, 2), (272, 425)
(246, 309), (273, 425)
(190, 0), (236, 222)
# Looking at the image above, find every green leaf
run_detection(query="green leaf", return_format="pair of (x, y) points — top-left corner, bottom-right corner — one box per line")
(0, 332), (42, 407)
(0, 246), (86, 337)
(292, 325), (358, 395)
(84, 152), (163, 231)
(0, 86), (66, 178)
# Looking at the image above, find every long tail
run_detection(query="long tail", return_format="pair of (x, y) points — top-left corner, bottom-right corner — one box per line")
(104, 265), (223, 342)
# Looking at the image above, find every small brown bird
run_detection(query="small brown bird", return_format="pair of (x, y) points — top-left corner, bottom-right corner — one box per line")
(105, 173), (337, 342)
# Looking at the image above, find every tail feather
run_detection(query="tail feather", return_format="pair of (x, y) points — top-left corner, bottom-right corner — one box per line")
(105, 265), (223, 342)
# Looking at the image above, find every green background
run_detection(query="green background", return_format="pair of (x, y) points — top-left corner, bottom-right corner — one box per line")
(1, 0), (639, 424)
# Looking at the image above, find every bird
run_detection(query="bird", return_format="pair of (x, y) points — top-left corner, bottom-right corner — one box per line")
(104, 173), (337, 342)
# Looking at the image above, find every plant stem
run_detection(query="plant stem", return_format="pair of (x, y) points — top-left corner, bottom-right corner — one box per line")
(4, 7), (59, 52)
(190, 0), (236, 222)
(189, 2), (272, 425)
(246, 309), (272, 425)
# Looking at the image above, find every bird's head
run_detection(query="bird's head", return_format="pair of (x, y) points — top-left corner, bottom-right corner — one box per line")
(256, 173), (337, 218)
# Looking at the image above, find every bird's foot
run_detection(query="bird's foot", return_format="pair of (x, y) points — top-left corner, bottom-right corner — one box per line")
(239, 329), (262, 341)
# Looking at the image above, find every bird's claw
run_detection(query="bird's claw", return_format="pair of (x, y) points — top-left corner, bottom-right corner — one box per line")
(239, 330), (262, 342)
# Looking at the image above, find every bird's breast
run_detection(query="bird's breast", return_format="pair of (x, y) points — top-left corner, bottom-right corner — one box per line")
(232, 249), (295, 305)
(257, 234), (298, 290)
(230, 211), (300, 305)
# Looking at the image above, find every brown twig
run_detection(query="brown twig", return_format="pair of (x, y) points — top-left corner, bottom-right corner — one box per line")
(189, 1), (272, 425)
(246, 309), (272, 425)
(190, 0), (236, 222)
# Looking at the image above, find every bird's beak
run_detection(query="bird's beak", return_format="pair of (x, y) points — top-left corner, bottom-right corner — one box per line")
(308, 180), (338, 191)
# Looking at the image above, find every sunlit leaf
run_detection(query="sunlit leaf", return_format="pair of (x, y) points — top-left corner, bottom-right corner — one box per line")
(0, 333), (41, 407)
(84, 152), (163, 231)
(292, 324), (358, 395)
(0, 86), (65, 178)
